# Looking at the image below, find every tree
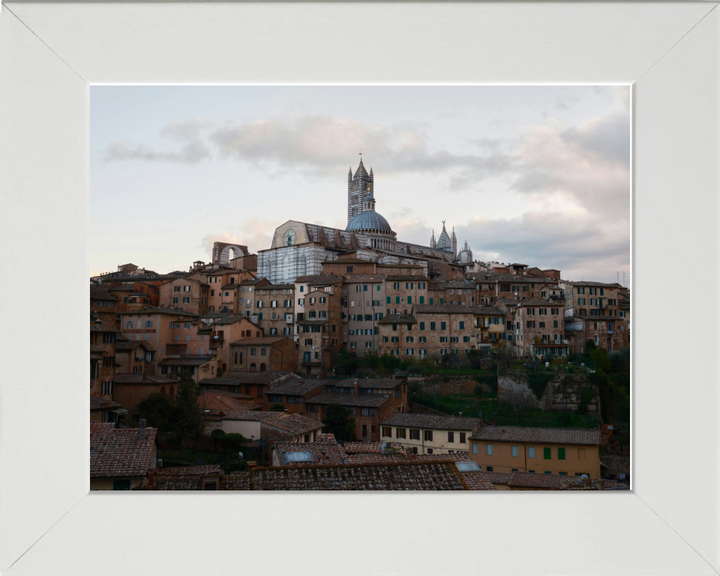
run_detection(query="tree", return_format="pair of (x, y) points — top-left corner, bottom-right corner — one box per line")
(501, 387), (537, 422)
(270, 403), (287, 412)
(336, 349), (359, 376)
(172, 371), (206, 461)
(137, 392), (175, 431)
(495, 343), (517, 371)
(322, 404), (356, 441)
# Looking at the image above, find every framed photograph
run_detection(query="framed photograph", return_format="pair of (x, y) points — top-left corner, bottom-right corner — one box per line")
(1, 2), (717, 575)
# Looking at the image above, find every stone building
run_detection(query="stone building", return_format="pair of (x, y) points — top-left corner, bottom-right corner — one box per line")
(296, 275), (343, 374)
(158, 277), (209, 316)
(302, 378), (408, 441)
(502, 298), (569, 358)
(342, 274), (387, 355)
(229, 336), (296, 373)
(254, 283), (295, 337)
(90, 319), (119, 400)
(377, 304), (477, 360)
(380, 413), (483, 455)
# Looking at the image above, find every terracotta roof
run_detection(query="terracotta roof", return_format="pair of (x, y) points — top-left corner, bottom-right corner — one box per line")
(482, 472), (513, 485)
(507, 472), (565, 489)
(90, 396), (121, 410)
(381, 413), (482, 431)
(138, 461), (497, 491)
(115, 340), (156, 352)
(264, 378), (328, 396)
(565, 281), (622, 288)
(229, 337), (292, 346)
(295, 274), (343, 286)
(342, 441), (402, 454)
(342, 274), (386, 282)
(414, 304), (473, 314)
(90, 423), (157, 478)
(90, 290), (118, 301)
(337, 378), (399, 390)
(470, 425), (601, 445)
(220, 283), (239, 290)
(461, 471), (497, 490)
(114, 374), (179, 385)
(307, 392), (389, 408)
(467, 306), (506, 316)
(344, 451), (472, 466)
(273, 441), (347, 467)
(197, 392), (258, 413)
(256, 283), (294, 291)
(559, 477), (619, 490)
(199, 377), (260, 392)
(157, 465), (223, 476)
(224, 371), (292, 385)
(219, 411), (323, 436)
(211, 315), (246, 325)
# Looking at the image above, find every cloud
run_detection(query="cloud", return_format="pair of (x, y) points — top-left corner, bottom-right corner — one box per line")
(105, 117), (211, 164)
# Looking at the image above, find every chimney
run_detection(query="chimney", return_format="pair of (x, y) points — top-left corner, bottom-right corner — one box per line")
(321, 450), (327, 462)
(147, 467), (156, 487)
(138, 419), (147, 441)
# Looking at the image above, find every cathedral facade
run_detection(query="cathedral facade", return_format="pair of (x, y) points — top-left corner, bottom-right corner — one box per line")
(257, 160), (473, 284)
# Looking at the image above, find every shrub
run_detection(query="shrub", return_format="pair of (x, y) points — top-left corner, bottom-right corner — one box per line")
(526, 372), (553, 401)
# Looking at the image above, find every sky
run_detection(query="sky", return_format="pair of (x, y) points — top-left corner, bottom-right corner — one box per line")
(90, 85), (630, 284)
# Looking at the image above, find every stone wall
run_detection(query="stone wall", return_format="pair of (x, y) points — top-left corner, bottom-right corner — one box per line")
(498, 371), (598, 413)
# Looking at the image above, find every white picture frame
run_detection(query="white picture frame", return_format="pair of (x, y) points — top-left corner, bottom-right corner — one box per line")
(1, 2), (718, 575)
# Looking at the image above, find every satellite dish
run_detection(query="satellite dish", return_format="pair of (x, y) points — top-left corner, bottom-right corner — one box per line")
(238, 451), (244, 460)
(580, 474), (589, 480)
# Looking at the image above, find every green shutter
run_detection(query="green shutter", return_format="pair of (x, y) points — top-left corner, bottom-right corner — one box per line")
(558, 448), (566, 460)
(420, 322), (425, 331)
(543, 447), (551, 459)
(440, 298), (444, 305)
(429, 298), (434, 305)
(396, 297), (400, 304)
(386, 296), (391, 304)
(420, 296), (425, 304)
(407, 296), (412, 304)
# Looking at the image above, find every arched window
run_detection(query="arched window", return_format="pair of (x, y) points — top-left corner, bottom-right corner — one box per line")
(260, 348), (267, 356)
(250, 362), (257, 371)
(260, 363), (267, 372)
(250, 348), (256, 356)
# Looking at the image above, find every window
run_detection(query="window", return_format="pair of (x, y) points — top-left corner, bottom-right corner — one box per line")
(528, 447), (535, 458)
(409, 429), (420, 440)
(543, 447), (552, 459)
(459, 432), (466, 443)
(424, 430), (433, 441)
(441, 322), (446, 330)
(112, 479), (132, 491)
(486, 466), (493, 472)
(396, 428), (407, 439)
(382, 427), (392, 437)
(486, 444), (493, 455)
(511, 445), (518, 457)
(361, 407), (376, 417)
(472, 443), (478, 454)
(558, 447), (566, 460)
(448, 431), (455, 443)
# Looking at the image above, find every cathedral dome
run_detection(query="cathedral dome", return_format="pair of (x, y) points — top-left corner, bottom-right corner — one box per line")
(346, 210), (393, 233)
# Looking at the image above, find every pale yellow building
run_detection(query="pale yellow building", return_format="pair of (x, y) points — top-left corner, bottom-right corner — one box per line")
(468, 425), (601, 478)
(379, 413), (482, 455)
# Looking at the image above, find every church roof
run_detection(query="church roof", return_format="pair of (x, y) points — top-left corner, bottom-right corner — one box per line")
(437, 222), (452, 251)
(346, 210), (393, 233)
(353, 158), (370, 180)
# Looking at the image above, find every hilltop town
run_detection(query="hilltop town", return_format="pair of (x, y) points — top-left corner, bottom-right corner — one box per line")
(90, 160), (630, 491)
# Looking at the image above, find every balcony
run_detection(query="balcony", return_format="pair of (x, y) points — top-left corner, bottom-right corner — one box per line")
(285, 316), (293, 324)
